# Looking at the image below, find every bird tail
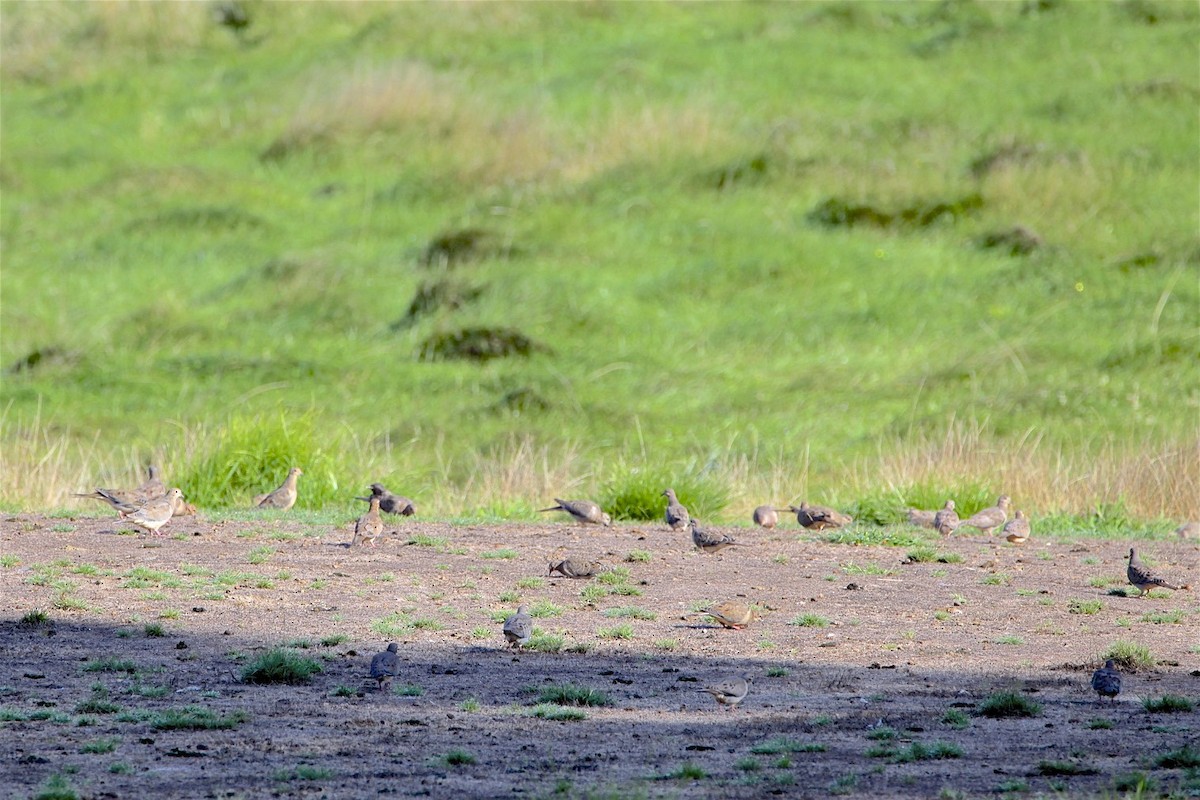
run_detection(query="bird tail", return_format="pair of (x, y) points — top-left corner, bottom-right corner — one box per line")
(536, 506), (563, 513)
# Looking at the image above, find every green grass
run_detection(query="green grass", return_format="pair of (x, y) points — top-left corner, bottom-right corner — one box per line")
(596, 623), (635, 640)
(537, 683), (612, 707)
(1142, 695), (1194, 713)
(150, 706), (248, 731)
(32, 774), (78, 800)
(1140, 609), (1185, 624)
(82, 658), (137, 674)
(1067, 599), (1103, 615)
(441, 750), (476, 767)
(2, 2), (1195, 518)
(20, 608), (51, 626)
(941, 709), (970, 729)
(79, 737), (120, 754)
(789, 613), (830, 628)
(751, 737), (825, 754)
(1102, 640), (1156, 671)
(529, 703), (588, 721)
(1154, 745), (1200, 769)
(603, 606), (657, 620)
(893, 741), (962, 763)
(978, 692), (1041, 719)
(239, 648), (323, 685)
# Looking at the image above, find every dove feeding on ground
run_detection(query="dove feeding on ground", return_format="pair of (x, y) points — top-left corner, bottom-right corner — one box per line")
(125, 488), (184, 536)
(789, 502), (853, 530)
(254, 467), (302, 510)
(352, 495), (384, 547)
(1126, 547), (1181, 596)
(75, 487), (144, 517)
(1090, 659), (1121, 702)
(663, 488), (690, 531)
(694, 601), (759, 630)
(932, 499), (960, 536)
(956, 495), (1010, 535)
(358, 483), (416, 516)
(689, 519), (742, 554)
(502, 605), (533, 648)
(538, 498), (611, 527)
(752, 506), (782, 529)
(700, 676), (751, 710)
(370, 643), (400, 692)
(548, 558), (602, 578)
(1003, 510), (1030, 544)
(906, 507), (937, 528)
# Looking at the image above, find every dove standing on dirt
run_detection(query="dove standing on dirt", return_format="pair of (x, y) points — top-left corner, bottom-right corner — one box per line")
(502, 605), (533, 649)
(358, 483), (416, 516)
(548, 558), (602, 578)
(693, 601), (759, 630)
(700, 677), (751, 710)
(125, 488), (185, 536)
(956, 495), (1010, 535)
(538, 499), (611, 527)
(906, 507), (937, 528)
(352, 495), (384, 547)
(1003, 510), (1030, 544)
(689, 519), (743, 554)
(932, 500), (960, 536)
(254, 467), (303, 510)
(370, 643), (400, 692)
(752, 506), (783, 529)
(789, 502), (853, 530)
(663, 488), (690, 531)
(1126, 547), (1181, 596)
(1090, 659), (1121, 703)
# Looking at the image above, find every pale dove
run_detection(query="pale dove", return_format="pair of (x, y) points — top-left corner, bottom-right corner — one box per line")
(126, 488), (184, 536)
(171, 496), (198, 517)
(137, 465), (165, 500)
(357, 483), (416, 516)
(370, 643), (400, 692)
(1176, 521), (1199, 540)
(689, 519), (743, 554)
(662, 488), (690, 531)
(1003, 510), (1030, 544)
(906, 507), (937, 528)
(538, 498), (611, 527)
(752, 506), (783, 529)
(693, 601), (759, 630)
(502, 605), (533, 648)
(548, 558), (602, 578)
(956, 495), (1010, 535)
(1090, 659), (1120, 702)
(352, 495), (384, 547)
(700, 676), (751, 710)
(932, 500), (960, 536)
(1127, 547), (1181, 596)
(789, 502), (853, 530)
(254, 467), (303, 510)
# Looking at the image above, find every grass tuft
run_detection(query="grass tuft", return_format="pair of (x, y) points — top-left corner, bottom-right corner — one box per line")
(978, 692), (1040, 718)
(537, 683), (612, 707)
(239, 649), (323, 685)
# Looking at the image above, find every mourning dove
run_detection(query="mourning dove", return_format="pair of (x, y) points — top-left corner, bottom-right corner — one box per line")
(700, 676), (751, 710)
(1126, 547), (1181, 596)
(502, 605), (533, 648)
(137, 465), (165, 500)
(352, 496), (384, 547)
(658, 488), (687, 531)
(932, 500), (960, 536)
(358, 483), (416, 516)
(75, 488), (143, 517)
(1003, 510), (1030, 544)
(370, 643), (400, 692)
(752, 506), (784, 529)
(1175, 521), (1199, 540)
(538, 499), (611, 527)
(956, 495), (1010, 535)
(548, 558), (602, 578)
(689, 519), (743, 554)
(906, 507), (937, 528)
(172, 496), (198, 517)
(692, 601), (759, 630)
(789, 502), (853, 530)
(1090, 659), (1120, 702)
(254, 467), (303, 510)
(126, 488), (184, 536)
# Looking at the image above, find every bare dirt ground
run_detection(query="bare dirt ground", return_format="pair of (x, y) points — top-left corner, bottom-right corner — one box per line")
(2, 512), (1197, 799)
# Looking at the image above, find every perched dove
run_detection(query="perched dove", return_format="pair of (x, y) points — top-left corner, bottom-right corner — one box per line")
(1003, 510), (1030, 544)
(254, 467), (303, 510)
(1175, 521), (1199, 540)
(1127, 547), (1180, 596)
(956, 495), (1010, 535)
(932, 500), (960, 536)
(906, 507), (937, 528)
(700, 676), (751, 710)
(752, 506), (782, 529)
(1090, 659), (1121, 703)
(352, 495), (384, 547)
(663, 488), (690, 531)
(370, 643), (400, 692)
(126, 488), (184, 536)
(789, 502), (853, 530)
(538, 499), (611, 527)
(694, 601), (759, 630)
(502, 605), (533, 648)
(689, 519), (743, 554)
(75, 488), (144, 517)
(137, 465), (165, 500)
(357, 483), (416, 516)
(548, 558), (602, 578)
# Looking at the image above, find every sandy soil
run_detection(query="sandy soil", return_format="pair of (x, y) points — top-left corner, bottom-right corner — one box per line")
(1, 512), (1197, 799)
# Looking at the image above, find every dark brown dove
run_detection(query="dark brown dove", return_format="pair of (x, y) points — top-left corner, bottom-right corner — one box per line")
(370, 643), (400, 691)
(358, 483), (416, 516)
(689, 519), (742, 554)
(1127, 547), (1181, 596)
(1090, 659), (1120, 702)
(932, 500), (960, 536)
(789, 502), (853, 530)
